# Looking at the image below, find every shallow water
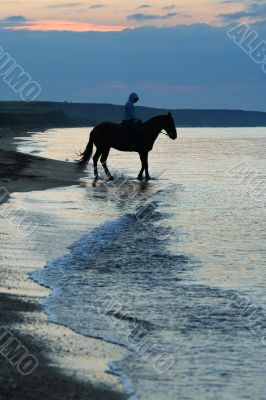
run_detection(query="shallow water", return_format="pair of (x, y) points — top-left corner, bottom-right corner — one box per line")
(18, 127), (266, 399)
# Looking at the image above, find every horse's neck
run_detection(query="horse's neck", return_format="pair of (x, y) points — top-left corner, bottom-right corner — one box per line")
(144, 117), (165, 143)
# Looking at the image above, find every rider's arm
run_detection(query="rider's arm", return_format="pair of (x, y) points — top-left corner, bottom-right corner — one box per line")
(126, 102), (137, 121)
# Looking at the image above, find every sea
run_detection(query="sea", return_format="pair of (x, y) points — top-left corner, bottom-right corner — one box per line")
(17, 127), (266, 400)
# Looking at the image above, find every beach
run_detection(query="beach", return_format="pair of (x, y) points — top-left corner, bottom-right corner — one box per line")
(0, 126), (127, 400)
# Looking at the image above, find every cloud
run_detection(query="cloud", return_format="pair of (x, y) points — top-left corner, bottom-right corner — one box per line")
(137, 4), (152, 9)
(89, 4), (106, 9)
(161, 5), (176, 11)
(4, 15), (27, 22)
(0, 15), (29, 28)
(220, 0), (243, 3)
(127, 12), (177, 21)
(0, 19), (127, 32)
(219, 2), (266, 21)
(219, 11), (250, 20)
(46, 3), (84, 8)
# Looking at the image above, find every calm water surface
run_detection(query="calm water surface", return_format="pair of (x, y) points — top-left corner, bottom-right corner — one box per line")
(18, 127), (266, 400)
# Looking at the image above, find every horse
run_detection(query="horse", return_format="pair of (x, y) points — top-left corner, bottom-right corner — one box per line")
(76, 113), (177, 181)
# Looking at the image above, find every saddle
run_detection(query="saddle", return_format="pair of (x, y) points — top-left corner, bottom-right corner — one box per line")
(121, 120), (142, 135)
(120, 120), (142, 149)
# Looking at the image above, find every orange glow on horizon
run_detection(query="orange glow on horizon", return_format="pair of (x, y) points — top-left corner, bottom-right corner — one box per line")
(4, 19), (128, 32)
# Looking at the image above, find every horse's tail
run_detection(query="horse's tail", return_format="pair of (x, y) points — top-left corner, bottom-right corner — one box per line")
(75, 131), (94, 172)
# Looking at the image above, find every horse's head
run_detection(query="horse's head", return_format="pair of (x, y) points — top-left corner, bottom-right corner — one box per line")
(164, 113), (177, 140)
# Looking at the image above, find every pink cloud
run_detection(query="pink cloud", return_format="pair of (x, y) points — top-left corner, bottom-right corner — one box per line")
(4, 19), (127, 32)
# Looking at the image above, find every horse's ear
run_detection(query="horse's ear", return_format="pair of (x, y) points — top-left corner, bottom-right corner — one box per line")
(168, 112), (172, 118)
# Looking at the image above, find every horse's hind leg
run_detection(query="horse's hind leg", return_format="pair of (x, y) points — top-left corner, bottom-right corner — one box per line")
(93, 148), (101, 180)
(100, 148), (114, 180)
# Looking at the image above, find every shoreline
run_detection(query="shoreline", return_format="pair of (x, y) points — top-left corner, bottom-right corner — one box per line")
(0, 126), (128, 400)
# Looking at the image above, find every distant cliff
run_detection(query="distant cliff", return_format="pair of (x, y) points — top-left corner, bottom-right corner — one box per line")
(0, 102), (69, 128)
(1, 101), (266, 128)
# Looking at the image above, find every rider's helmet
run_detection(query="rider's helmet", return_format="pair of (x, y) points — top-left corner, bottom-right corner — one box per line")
(129, 93), (139, 103)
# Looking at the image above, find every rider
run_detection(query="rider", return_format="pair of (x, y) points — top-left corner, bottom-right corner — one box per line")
(123, 93), (142, 134)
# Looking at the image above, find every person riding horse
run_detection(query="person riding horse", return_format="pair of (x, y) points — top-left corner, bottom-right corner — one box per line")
(76, 112), (177, 182)
(122, 93), (142, 136)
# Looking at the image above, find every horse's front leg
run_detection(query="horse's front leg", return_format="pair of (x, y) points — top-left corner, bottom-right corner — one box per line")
(144, 152), (150, 181)
(138, 151), (149, 181)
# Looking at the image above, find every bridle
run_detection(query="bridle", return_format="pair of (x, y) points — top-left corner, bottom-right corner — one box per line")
(161, 130), (170, 137)
(160, 117), (175, 138)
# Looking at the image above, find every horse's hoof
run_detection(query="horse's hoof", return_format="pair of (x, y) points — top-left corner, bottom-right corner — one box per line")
(108, 175), (114, 181)
(137, 176), (143, 181)
(92, 175), (100, 186)
(145, 176), (151, 181)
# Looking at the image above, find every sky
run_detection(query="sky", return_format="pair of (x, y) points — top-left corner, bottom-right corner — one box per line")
(0, 0), (266, 110)
(0, 0), (263, 31)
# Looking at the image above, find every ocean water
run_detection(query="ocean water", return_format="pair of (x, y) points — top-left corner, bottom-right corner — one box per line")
(18, 127), (266, 399)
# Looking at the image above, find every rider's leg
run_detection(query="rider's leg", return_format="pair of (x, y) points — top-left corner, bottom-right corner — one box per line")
(134, 122), (142, 149)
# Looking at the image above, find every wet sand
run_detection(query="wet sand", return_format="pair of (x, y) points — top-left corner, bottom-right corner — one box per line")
(0, 127), (127, 400)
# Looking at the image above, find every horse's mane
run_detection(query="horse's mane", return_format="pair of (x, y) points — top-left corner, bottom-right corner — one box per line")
(143, 114), (170, 127)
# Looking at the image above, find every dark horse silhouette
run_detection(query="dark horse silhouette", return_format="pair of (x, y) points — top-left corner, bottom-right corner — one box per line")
(76, 113), (177, 181)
